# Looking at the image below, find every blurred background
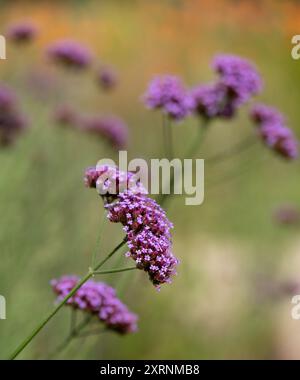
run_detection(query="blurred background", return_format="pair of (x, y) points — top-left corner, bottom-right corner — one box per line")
(1, 0), (300, 359)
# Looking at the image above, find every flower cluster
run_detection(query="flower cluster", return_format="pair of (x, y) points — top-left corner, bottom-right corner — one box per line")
(250, 104), (298, 160)
(273, 205), (300, 226)
(47, 39), (92, 69)
(190, 54), (262, 119)
(105, 192), (178, 289)
(51, 275), (138, 334)
(97, 66), (118, 91)
(80, 115), (128, 149)
(85, 164), (178, 288)
(0, 85), (16, 112)
(0, 84), (28, 146)
(84, 165), (147, 198)
(190, 82), (232, 119)
(143, 75), (192, 121)
(53, 104), (80, 127)
(212, 54), (262, 106)
(6, 21), (37, 43)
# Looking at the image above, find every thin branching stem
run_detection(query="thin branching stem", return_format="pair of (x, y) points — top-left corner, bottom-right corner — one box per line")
(93, 266), (137, 275)
(158, 120), (207, 207)
(206, 135), (257, 165)
(162, 114), (173, 160)
(75, 328), (108, 338)
(9, 238), (127, 359)
(48, 315), (92, 359)
(91, 211), (106, 267)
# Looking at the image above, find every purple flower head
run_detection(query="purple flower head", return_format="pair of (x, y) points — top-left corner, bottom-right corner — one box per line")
(84, 165), (148, 199)
(250, 103), (285, 125)
(273, 205), (300, 226)
(97, 66), (118, 91)
(0, 113), (28, 146)
(0, 85), (16, 113)
(105, 192), (179, 289)
(212, 54), (263, 107)
(6, 21), (37, 43)
(143, 75), (192, 121)
(190, 82), (235, 119)
(85, 164), (178, 288)
(251, 104), (298, 160)
(47, 39), (92, 69)
(80, 115), (128, 149)
(0, 84), (28, 146)
(259, 124), (298, 160)
(51, 276), (138, 334)
(53, 104), (80, 127)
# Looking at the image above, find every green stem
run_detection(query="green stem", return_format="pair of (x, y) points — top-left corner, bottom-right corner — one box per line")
(94, 238), (127, 271)
(48, 315), (92, 359)
(93, 266), (137, 275)
(206, 135), (257, 165)
(185, 122), (207, 159)
(9, 238), (127, 360)
(162, 114), (173, 160)
(76, 328), (108, 338)
(207, 152), (265, 191)
(91, 212), (106, 267)
(158, 121), (207, 207)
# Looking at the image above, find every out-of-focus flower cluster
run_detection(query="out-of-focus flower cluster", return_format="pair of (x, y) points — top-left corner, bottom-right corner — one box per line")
(250, 104), (298, 160)
(143, 55), (262, 122)
(190, 54), (262, 119)
(97, 66), (118, 91)
(6, 21), (38, 43)
(85, 165), (178, 289)
(143, 54), (298, 161)
(80, 115), (128, 150)
(273, 204), (300, 225)
(0, 84), (28, 146)
(143, 75), (193, 121)
(47, 39), (93, 69)
(51, 275), (138, 334)
(54, 106), (128, 150)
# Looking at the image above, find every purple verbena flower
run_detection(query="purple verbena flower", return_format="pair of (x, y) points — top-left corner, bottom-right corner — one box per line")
(143, 75), (192, 121)
(190, 82), (234, 119)
(51, 276), (138, 334)
(251, 104), (298, 160)
(97, 66), (118, 91)
(0, 113), (27, 146)
(250, 103), (285, 125)
(85, 164), (178, 288)
(53, 104), (80, 127)
(105, 192), (179, 289)
(273, 205), (300, 226)
(84, 165), (147, 200)
(0, 85), (16, 112)
(47, 39), (92, 69)
(6, 21), (37, 43)
(80, 115), (128, 149)
(0, 84), (28, 146)
(212, 54), (263, 107)
(190, 54), (262, 120)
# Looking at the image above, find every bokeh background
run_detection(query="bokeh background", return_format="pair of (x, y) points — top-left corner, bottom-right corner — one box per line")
(1, 0), (300, 359)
